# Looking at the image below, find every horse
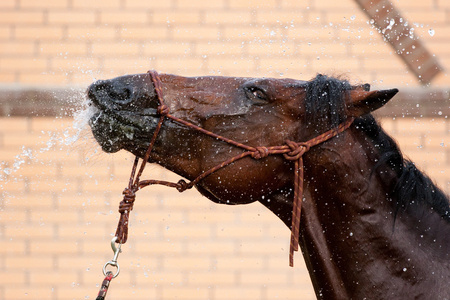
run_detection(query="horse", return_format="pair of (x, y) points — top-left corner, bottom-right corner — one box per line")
(86, 71), (450, 299)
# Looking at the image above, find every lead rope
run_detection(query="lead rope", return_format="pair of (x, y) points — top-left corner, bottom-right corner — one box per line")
(95, 271), (113, 300)
(95, 71), (169, 297)
(96, 71), (354, 298)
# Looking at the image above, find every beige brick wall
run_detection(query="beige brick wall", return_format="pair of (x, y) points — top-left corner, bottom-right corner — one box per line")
(0, 115), (448, 300)
(0, 1), (449, 299)
(0, 0), (448, 87)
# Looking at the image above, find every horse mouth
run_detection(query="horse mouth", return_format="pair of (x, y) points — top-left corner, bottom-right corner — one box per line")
(86, 82), (159, 153)
(88, 109), (134, 153)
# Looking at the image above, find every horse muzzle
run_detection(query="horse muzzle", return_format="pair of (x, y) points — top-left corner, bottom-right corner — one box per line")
(86, 75), (162, 153)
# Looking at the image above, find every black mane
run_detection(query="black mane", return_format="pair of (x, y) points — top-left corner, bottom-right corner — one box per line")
(305, 74), (351, 131)
(305, 74), (450, 221)
(355, 115), (450, 221)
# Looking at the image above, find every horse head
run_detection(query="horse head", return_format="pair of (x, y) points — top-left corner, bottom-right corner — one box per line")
(87, 71), (397, 206)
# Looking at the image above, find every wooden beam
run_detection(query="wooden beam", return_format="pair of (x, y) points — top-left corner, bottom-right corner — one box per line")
(354, 0), (443, 85)
(1, 88), (448, 118)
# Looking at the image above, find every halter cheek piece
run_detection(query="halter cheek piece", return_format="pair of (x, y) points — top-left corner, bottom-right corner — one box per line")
(114, 70), (354, 267)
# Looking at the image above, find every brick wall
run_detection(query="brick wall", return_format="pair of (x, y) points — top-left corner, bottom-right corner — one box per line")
(0, 0), (449, 87)
(0, 0), (449, 299)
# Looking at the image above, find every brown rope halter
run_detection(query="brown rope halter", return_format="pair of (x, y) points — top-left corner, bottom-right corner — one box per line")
(114, 70), (354, 267)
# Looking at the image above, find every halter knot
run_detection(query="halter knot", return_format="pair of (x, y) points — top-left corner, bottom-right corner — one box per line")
(115, 187), (137, 243)
(283, 141), (311, 161)
(176, 179), (190, 192)
(118, 188), (136, 214)
(157, 104), (170, 116)
(251, 146), (269, 159)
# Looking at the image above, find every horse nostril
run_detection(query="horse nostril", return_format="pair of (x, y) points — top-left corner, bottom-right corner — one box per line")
(108, 87), (132, 103)
(92, 80), (108, 93)
(88, 80), (106, 97)
(87, 79), (134, 109)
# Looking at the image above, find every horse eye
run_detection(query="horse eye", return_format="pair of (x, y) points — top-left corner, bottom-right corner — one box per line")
(252, 89), (265, 99)
(246, 87), (267, 102)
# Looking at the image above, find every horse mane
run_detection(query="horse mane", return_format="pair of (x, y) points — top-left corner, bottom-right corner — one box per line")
(305, 74), (450, 222)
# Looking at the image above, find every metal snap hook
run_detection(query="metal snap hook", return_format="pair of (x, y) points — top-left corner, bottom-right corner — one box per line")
(102, 236), (122, 278)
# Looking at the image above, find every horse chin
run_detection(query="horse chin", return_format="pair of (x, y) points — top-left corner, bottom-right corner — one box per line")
(88, 112), (120, 153)
(89, 110), (138, 153)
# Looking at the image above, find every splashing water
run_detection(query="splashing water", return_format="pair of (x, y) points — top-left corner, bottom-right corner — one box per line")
(0, 90), (99, 185)
(0, 146), (33, 179)
(65, 102), (99, 146)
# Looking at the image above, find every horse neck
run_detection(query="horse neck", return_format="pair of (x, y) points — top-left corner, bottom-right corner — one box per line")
(289, 130), (450, 299)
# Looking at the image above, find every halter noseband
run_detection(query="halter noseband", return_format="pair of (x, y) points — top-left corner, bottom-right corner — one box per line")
(114, 70), (354, 267)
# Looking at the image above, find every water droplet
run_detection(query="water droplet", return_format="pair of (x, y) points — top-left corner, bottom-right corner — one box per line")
(403, 267), (407, 272)
(428, 29), (435, 36)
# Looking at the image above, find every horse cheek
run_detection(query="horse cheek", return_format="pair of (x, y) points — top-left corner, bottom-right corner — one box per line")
(202, 158), (288, 204)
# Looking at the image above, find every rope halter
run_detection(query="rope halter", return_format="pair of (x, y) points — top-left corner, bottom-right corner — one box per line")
(114, 70), (354, 267)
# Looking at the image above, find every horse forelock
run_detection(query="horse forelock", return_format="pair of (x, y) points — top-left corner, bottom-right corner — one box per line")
(304, 74), (351, 130)
(354, 115), (450, 222)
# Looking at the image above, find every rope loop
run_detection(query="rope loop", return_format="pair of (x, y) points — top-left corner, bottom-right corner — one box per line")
(157, 104), (170, 116)
(118, 188), (136, 214)
(283, 141), (311, 161)
(251, 146), (269, 159)
(176, 179), (189, 192)
(298, 142), (311, 153)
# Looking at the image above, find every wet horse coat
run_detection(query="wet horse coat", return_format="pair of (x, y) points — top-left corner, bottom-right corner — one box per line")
(87, 72), (450, 299)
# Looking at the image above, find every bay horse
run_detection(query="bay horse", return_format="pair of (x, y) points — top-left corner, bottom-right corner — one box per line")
(87, 71), (450, 299)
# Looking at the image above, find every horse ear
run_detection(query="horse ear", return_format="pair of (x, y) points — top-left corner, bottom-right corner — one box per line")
(346, 88), (398, 117)
(353, 83), (370, 91)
